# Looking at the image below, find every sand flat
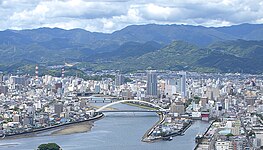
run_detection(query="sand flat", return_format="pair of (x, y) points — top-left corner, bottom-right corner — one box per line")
(51, 122), (93, 136)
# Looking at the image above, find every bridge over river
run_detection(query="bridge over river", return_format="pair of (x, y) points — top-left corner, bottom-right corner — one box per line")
(95, 99), (166, 113)
(100, 110), (165, 113)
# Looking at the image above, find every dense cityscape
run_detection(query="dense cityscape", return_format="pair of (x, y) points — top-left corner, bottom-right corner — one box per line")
(0, 65), (263, 149)
(1, 1), (263, 149)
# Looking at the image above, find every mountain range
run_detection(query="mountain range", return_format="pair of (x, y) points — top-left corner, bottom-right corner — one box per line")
(0, 23), (263, 74)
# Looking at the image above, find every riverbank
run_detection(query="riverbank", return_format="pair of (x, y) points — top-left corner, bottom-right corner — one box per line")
(142, 112), (165, 142)
(2, 113), (104, 140)
(91, 94), (117, 98)
(123, 102), (158, 111)
(51, 122), (93, 136)
(142, 114), (194, 142)
(194, 120), (215, 150)
(0, 104), (211, 150)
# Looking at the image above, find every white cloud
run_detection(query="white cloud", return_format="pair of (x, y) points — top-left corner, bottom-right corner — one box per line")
(1, 0), (263, 32)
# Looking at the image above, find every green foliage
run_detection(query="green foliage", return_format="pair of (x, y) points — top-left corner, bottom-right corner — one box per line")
(184, 99), (193, 108)
(88, 40), (263, 74)
(2, 24), (263, 74)
(193, 96), (201, 104)
(248, 131), (255, 137)
(13, 106), (20, 112)
(124, 77), (132, 83)
(5, 118), (13, 122)
(38, 143), (61, 150)
(84, 74), (115, 81)
(226, 133), (234, 137)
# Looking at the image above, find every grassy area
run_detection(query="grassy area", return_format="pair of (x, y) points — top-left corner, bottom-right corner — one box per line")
(122, 102), (158, 110)
(89, 105), (117, 111)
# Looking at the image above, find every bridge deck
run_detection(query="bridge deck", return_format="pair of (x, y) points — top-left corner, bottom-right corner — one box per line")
(100, 110), (164, 113)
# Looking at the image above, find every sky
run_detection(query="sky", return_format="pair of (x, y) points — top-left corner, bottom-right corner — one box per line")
(1, 0), (263, 33)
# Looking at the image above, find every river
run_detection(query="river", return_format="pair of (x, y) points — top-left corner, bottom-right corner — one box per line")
(0, 100), (210, 150)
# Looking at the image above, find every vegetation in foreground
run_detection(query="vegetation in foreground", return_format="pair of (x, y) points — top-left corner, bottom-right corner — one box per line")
(37, 143), (62, 150)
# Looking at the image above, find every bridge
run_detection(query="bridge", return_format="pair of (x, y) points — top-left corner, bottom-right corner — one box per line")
(78, 96), (119, 103)
(100, 110), (165, 113)
(95, 100), (166, 112)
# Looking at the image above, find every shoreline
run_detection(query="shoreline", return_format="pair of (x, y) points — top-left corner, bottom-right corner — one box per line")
(142, 114), (193, 142)
(194, 120), (215, 150)
(1, 113), (104, 140)
(50, 122), (94, 136)
(141, 112), (165, 142)
(163, 120), (193, 137)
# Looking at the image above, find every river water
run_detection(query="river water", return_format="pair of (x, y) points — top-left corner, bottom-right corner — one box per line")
(0, 101), (210, 150)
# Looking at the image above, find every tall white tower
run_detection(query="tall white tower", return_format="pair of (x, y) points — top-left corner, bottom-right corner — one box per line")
(35, 64), (39, 80)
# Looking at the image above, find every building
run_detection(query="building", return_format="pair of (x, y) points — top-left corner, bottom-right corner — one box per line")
(200, 97), (208, 108)
(55, 82), (62, 90)
(179, 72), (187, 98)
(10, 76), (28, 86)
(246, 97), (256, 106)
(201, 112), (209, 121)
(13, 114), (22, 123)
(225, 98), (230, 111)
(23, 115), (34, 126)
(0, 72), (3, 83)
(215, 141), (233, 150)
(146, 70), (158, 97)
(94, 85), (100, 93)
(54, 104), (63, 116)
(121, 89), (132, 99)
(0, 85), (8, 95)
(115, 74), (125, 86)
(80, 100), (87, 109)
(164, 79), (176, 97)
(170, 102), (185, 114)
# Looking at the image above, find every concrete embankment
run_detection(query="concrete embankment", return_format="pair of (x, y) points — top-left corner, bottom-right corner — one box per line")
(141, 112), (165, 142)
(194, 120), (215, 150)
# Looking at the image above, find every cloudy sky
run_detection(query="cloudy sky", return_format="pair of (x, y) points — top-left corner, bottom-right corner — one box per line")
(1, 0), (263, 33)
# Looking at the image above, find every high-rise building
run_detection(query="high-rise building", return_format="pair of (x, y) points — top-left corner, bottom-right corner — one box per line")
(94, 84), (101, 93)
(0, 85), (8, 95)
(179, 71), (187, 98)
(10, 76), (28, 86)
(164, 79), (176, 97)
(115, 74), (125, 86)
(146, 70), (158, 97)
(0, 72), (3, 83)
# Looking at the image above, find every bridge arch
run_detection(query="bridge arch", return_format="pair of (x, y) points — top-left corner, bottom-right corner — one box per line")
(96, 100), (164, 112)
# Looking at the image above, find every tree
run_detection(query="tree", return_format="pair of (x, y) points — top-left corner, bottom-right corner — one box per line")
(226, 133), (234, 137)
(38, 143), (62, 150)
